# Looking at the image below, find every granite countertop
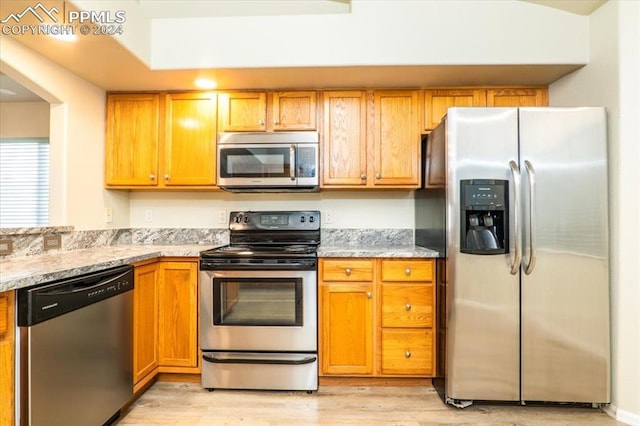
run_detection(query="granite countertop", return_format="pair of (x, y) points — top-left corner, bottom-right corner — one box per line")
(317, 245), (439, 258)
(1, 243), (440, 293)
(0, 244), (217, 292)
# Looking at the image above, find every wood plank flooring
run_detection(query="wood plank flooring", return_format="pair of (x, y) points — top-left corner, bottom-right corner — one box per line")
(117, 382), (622, 425)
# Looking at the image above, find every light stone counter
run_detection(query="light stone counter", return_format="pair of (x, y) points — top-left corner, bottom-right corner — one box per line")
(317, 245), (439, 258)
(0, 244), (218, 292)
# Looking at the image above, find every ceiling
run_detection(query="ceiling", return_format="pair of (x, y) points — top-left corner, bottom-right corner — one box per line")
(0, 0), (607, 103)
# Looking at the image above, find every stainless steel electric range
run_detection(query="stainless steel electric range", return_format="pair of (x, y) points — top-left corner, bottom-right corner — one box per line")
(199, 210), (320, 391)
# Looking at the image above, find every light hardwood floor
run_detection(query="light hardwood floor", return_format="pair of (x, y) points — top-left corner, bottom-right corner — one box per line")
(117, 382), (622, 425)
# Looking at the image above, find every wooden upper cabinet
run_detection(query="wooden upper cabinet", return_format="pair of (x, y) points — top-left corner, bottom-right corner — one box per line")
(371, 90), (421, 188)
(218, 91), (318, 132)
(322, 91), (368, 187)
(164, 92), (217, 186)
(424, 89), (487, 130)
(105, 93), (160, 186)
(486, 88), (548, 107)
(272, 91), (317, 131)
(217, 92), (267, 132)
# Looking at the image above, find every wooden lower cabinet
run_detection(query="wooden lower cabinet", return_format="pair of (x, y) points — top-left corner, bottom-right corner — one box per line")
(133, 262), (160, 390)
(319, 258), (436, 378)
(0, 291), (15, 426)
(157, 260), (199, 372)
(133, 258), (200, 391)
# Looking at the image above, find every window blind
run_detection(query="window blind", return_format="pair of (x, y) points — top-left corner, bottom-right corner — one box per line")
(0, 138), (50, 227)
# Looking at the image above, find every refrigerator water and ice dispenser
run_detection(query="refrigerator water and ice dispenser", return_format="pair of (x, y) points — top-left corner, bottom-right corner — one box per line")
(460, 179), (508, 254)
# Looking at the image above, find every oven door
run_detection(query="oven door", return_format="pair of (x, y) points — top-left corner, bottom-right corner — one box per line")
(200, 269), (317, 352)
(217, 143), (318, 188)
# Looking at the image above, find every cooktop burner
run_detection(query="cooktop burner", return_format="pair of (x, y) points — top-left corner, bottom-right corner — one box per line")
(200, 211), (321, 261)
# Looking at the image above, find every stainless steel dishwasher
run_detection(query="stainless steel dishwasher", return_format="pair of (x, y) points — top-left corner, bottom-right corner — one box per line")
(17, 265), (134, 426)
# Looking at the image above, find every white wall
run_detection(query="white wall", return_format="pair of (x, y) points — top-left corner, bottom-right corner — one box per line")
(549, 1), (640, 424)
(0, 37), (130, 230)
(129, 190), (414, 229)
(150, 0), (589, 69)
(0, 102), (49, 138)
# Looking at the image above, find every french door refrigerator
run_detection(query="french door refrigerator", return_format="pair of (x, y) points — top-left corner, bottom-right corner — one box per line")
(416, 107), (610, 407)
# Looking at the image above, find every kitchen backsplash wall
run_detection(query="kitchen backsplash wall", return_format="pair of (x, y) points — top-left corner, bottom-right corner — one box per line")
(0, 227), (413, 258)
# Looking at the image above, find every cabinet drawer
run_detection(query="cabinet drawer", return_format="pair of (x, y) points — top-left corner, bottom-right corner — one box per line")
(381, 260), (434, 282)
(381, 329), (433, 376)
(321, 259), (374, 282)
(381, 284), (433, 328)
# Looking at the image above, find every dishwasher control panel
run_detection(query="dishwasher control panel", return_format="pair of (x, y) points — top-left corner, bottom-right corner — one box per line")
(17, 265), (134, 326)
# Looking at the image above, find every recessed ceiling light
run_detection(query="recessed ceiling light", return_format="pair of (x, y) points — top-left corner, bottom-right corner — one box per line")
(195, 78), (217, 89)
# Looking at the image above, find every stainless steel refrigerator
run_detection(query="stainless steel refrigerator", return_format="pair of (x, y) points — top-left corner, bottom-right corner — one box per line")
(415, 107), (610, 407)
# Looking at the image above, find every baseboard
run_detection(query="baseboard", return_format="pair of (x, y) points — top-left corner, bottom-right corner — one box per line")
(319, 376), (432, 387)
(603, 403), (640, 426)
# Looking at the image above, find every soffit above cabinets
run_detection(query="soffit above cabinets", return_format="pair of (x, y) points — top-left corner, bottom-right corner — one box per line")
(0, 0), (605, 93)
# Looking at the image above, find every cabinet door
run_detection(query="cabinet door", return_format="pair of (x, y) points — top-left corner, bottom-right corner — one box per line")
(163, 92), (217, 186)
(105, 94), (160, 186)
(371, 90), (421, 188)
(0, 291), (15, 426)
(322, 91), (368, 187)
(217, 92), (267, 132)
(158, 261), (198, 368)
(486, 88), (548, 107)
(272, 91), (317, 131)
(133, 263), (159, 385)
(424, 89), (487, 130)
(320, 282), (374, 375)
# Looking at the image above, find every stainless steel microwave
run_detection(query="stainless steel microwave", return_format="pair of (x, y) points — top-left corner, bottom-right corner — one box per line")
(217, 131), (319, 192)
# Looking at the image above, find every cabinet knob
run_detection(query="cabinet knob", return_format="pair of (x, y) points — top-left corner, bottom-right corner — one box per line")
(259, 120), (265, 126)
(274, 120), (280, 125)
(405, 351), (411, 358)
(375, 173), (381, 179)
(360, 174), (367, 180)
(366, 292), (372, 299)
(164, 174), (169, 181)
(405, 304), (412, 311)
(149, 174), (155, 181)
(345, 268), (352, 276)
(405, 268), (412, 276)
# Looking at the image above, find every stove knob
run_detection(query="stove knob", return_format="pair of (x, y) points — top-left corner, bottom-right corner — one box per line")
(309, 216), (315, 223)
(243, 216), (250, 223)
(300, 216), (305, 223)
(234, 215), (242, 223)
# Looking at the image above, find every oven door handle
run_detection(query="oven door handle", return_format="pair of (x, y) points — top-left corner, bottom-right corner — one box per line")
(203, 353), (317, 365)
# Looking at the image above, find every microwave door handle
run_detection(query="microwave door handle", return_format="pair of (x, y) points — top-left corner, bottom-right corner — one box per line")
(290, 144), (296, 180)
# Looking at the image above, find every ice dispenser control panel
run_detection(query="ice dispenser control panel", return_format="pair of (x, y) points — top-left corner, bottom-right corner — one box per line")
(460, 179), (509, 255)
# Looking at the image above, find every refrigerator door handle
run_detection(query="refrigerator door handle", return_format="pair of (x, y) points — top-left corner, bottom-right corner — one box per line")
(523, 160), (537, 275)
(509, 160), (522, 275)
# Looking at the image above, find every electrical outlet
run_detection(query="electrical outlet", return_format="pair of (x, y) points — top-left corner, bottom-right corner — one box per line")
(217, 210), (227, 224)
(325, 209), (333, 224)
(104, 207), (113, 223)
(0, 238), (13, 255)
(144, 209), (153, 223)
(43, 235), (62, 251)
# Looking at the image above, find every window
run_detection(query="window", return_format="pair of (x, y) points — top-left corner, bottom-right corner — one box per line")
(0, 138), (50, 227)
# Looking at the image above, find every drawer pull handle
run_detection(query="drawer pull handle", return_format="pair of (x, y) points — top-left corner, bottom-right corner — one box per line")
(405, 304), (412, 311)
(405, 351), (411, 358)
(345, 268), (352, 276)
(366, 292), (372, 299)
(405, 268), (412, 276)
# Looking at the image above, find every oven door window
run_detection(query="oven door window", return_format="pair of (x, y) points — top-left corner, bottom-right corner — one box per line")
(213, 277), (303, 326)
(219, 146), (291, 178)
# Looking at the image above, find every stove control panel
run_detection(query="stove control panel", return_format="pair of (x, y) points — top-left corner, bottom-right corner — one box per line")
(229, 211), (320, 231)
